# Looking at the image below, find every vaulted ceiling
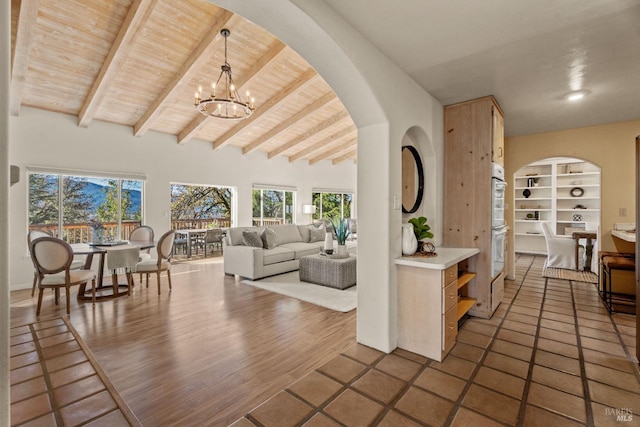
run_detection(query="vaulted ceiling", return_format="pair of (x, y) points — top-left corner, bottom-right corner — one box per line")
(10, 0), (357, 165)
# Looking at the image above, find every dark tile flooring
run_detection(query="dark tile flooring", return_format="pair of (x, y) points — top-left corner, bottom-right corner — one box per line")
(232, 255), (640, 426)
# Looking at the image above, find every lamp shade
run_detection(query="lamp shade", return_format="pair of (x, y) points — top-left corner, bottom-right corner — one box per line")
(302, 204), (317, 214)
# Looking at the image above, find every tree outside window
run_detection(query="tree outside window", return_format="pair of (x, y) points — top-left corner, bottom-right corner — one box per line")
(170, 184), (232, 229)
(312, 191), (353, 221)
(252, 188), (295, 226)
(28, 172), (143, 243)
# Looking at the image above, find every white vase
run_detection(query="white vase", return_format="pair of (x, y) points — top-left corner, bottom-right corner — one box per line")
(336, 244), (348, 256)
(402, 224), (418, 255)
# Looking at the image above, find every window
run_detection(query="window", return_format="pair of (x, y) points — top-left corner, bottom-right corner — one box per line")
(170, 183), (233, 229)
(28, 171), (144, 243)
(312, 191), (353, 220)
(252, 188), (295, 226)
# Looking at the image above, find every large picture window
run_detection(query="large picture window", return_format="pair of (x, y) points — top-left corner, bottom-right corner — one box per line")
(170, 183), (233, 229)
(252, 187), (295, 226)
(28, 171), (144, 243)
(312, 191), (353, 220)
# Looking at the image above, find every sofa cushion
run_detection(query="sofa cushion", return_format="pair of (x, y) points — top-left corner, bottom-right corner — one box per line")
(272, 224), (303, 244)
(280, 242), (321, 259)
(242, 230), (263, 248)
(297, 225), (311, 243)
(263, 247), (295, 266)
(261, 227), (278, 249)
(310, 227), (326, 243)
(229, 226), (264, 246)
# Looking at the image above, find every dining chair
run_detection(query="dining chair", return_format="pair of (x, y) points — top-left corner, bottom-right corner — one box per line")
(204, 229), (224, 257)
(134, 230), (175, 295)
(30, 236), (97, 315)
(28, 230), (85, 297)
(541, 222), (583, 270)
(129, 225), (154, 284)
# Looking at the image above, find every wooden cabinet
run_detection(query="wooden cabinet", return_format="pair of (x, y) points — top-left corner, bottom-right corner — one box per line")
(492, 106), (505, 166)
(443, 96), (504, 319)
(396, 249), (478, 361)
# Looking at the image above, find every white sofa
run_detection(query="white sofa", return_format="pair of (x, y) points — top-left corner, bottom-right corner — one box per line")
(223, 224), (327, 280)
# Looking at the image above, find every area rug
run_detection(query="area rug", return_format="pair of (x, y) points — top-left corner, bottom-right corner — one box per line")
(542, 264), (598, 284)
(242, 271), (357, 312)
(10, 316), (142, 426)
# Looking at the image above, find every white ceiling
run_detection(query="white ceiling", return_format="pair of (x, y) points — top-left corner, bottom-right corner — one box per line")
(321, 0), (640, 137)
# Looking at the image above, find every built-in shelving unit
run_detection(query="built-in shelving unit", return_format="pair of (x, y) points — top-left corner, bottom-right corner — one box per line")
(514, 158), (600, 255)
(457, 272), (477, 320)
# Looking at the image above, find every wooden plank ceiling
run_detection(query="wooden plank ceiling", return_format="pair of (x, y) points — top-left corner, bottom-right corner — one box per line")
(10, 0), (357, 165)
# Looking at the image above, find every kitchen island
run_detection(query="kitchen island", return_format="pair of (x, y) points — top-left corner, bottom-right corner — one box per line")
(395, 247), (480, 361)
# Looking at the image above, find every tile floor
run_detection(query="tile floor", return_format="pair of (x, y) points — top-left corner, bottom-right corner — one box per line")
(9, 317), (141, 426)
(232, 255), (640, 426)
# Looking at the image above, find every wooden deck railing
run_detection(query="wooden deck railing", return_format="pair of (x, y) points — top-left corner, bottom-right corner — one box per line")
(30, 218), (233, 244)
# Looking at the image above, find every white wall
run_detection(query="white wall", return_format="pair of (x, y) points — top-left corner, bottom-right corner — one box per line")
(9, 107), (356, 289)
(211, 0), (444, 352)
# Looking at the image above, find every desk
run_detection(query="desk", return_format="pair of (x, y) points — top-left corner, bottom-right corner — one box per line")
(572, 231), (597, 271)
(175, 229), (208, 257)
(72, 240), (154, 300)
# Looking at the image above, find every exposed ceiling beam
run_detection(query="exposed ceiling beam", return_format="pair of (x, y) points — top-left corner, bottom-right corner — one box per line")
(268, 111), (350, 159)
(177, 40), (287, 144)
(242, 92), (336, 154)
(133, 10), (234, 136)
(212, 68), (317, 150)
(332, 148), (357, 165)
(309, 139), (357, 165)
(77, 0), (158, 128)
(287, 118), (354, 162)
(9, 0), (40, 116)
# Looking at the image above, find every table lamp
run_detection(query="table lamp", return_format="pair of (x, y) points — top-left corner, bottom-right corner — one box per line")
(303, 204), (316, 224)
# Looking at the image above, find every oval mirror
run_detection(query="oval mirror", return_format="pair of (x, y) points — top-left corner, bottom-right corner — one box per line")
(402, 145), (424, 213)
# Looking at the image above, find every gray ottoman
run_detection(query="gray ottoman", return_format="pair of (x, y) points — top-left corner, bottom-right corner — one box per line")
(299, 254), (357, 289)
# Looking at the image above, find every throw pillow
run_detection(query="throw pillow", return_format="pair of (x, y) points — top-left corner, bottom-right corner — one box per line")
(242, 230), (263, 248)
(309, 227), (326, 243)
(261, 227), (278, 249)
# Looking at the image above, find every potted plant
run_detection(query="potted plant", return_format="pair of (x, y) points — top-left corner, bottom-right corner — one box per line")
(408, 216), (433, 252)
(328, 217), (350, 256)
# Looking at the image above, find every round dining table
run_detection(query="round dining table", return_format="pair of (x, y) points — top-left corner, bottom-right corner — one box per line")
(71, 240), (154, 300)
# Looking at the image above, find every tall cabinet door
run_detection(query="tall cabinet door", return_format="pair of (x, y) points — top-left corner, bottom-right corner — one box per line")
(492, 107), (505, 166)
(444, 96), (503, 318)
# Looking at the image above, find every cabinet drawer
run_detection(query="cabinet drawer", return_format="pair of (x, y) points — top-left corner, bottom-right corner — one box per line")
(443, 305), (458, 352)
(443, 281), (457, 313)
(443, 265), (457, 287)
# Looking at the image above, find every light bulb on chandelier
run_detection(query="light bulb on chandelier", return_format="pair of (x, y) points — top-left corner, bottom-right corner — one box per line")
(194, 28), (255, 120)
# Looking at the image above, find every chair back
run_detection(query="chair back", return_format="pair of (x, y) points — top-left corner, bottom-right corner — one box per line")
(130, 225), (154, 242)
(157, 230), (176, 261)
(30, 237), (73, 276)
(540, 222), (553, 240)
(205, 229), (223, 243)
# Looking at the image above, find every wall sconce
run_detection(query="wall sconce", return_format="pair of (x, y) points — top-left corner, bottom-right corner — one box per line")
(302, 204), (317, 224)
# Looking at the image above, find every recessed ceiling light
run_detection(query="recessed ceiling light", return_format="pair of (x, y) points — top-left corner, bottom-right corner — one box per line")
(566, 90), (588, 101)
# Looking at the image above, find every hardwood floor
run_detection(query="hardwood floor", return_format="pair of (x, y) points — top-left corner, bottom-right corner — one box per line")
(10, 258), (357, 426)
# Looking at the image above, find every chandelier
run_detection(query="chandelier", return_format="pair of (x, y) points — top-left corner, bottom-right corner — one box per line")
(194, 29), (255, 120)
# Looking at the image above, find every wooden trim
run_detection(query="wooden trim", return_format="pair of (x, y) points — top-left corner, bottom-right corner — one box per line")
(78, 0), (158, 128)
(9, 0), (40, 116)
(212, 68), (317, 150)
(178, 40), (288, 145)
(287, 115), (353, 162)
(308, 139), (356, 165)
(133, 10), (234, 136)
(242, 92), (336, 154)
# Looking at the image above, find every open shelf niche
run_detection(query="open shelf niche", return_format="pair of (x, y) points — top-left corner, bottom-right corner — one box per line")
(514, 157), (601, 255)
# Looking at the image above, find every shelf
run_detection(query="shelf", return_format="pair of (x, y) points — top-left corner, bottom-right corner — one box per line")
(515, 197), (551, 201)
(514, 208), (552, 211)
(514, 186), (552, 190)
(557, 209), (599, 212)
(457, 272), (476, 290)
(557, 172), (600, 177)
(515, 174), (551, 179)
(556, 197), (600, 200)
(515, 232), (543, 236)
(457, 298), (477, 320)
(557, 184), (599, 189)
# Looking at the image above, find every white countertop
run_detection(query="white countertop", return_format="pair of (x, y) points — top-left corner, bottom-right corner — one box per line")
(612, 229), (636, 243)
(395, 247), (480, 270)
